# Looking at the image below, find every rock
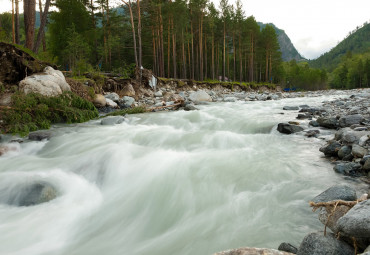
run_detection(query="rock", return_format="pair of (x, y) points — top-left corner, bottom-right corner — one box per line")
(337, 199), (370, 238)
(214, 247), (294, 255)
(3, 182), (58, 206)
(189, 90), (212, 102)
(297, 232), (354, 255)
(305, 130), (320, 137)
(121, 84), (136, 97)
(311, 185), (357, 203)
(101, 116), (125, 125)
(154, 90), (163, 97)
(352, 144), (368, 158)
(278, 243), (298, 254)
(319, 141), (341, 157)
(0, 93), (12, 106)
(118, 96), (135, 108)
(309, 120), (319, 127)
(339, 114), (364, 127)
(316, 117), (338, 129)
(0, 145), (17, 156)
(93, 94), (107, 107)
(363, 158), (370, 170)
(28, 131), (52, 141)
(334, 162), (362, 176)
(277, 123), (304, 134)
(283, 106), (299, 110)
(105, 98), (118, 108)
(318, 205), (351, 233)
(338, 146), (352, 160)
(19, 66), (71, 97)
(296, 114), (311, 120)
(184, 104), (198, 111)
(223, 97), (237, 102)
(163, 92), (185, 104)
(359, 135), (369, 146)
(104, 92), (119, 102)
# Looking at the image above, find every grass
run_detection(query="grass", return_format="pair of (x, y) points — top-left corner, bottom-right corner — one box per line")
(103, 106), (146, 117)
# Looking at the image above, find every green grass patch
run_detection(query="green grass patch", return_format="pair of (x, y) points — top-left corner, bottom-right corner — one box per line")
(0, 92), (99, 136)
(103, 106), (146, 117)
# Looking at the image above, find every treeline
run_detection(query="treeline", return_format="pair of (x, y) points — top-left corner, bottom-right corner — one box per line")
(329, 52), (370, 89)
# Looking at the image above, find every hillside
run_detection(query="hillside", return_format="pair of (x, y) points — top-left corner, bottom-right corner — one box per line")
(310, 22), (370, 71)
(258, 22), (305, 62)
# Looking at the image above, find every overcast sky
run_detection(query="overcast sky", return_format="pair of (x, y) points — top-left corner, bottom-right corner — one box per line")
(0, 0), (369, 59)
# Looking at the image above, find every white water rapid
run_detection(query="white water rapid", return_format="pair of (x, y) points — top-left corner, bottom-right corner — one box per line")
(0, 95), (358, 255)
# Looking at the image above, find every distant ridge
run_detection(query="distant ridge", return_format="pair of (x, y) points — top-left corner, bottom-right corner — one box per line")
(310, 22), (370, 71)
(258, 22), (306, 62)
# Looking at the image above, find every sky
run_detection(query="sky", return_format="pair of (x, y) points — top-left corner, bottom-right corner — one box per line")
(0, 0), (369, 59)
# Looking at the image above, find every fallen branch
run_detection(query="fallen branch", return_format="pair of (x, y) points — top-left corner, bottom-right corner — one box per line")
(309, 198), (367, 212)
(146, 102), (182, 111)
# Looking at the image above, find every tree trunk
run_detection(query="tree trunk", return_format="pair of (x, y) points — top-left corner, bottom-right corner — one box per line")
(182, 29), (186, 79)
(211, 33), (214, 80)
(204, 35), (207, 80)
(137, 0), (142, 80)
(239, 34), (242, 83)
(34, 0), (50, 53)
(172, 18), (176, 79)
(159, 5), (165, 77)
(223, 21), (226, 81)
(191, 21), (194, 80)
(15, 0), (20, 44)
(123, 0), (138, 67)
(12, 0), (15, 43)
(24, 0), (36, 50)
(199, 13), (203, 81)
(167, 16), (171, 77)
(265, 50), (269, 82)
(152, 27), (157, 75)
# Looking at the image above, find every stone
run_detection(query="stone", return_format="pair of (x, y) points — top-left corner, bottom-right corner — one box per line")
(223, 97), (237, 102)
(317, 117), (338, 129)
(318, 205), (351, 233)
(0, 145), (17, 156)
(184, 104), (198, 111)
(28, 131), (52, 141)
(297, 232), (354, 255)
(189, 90), (212, 102)
(296, 114), (311, 119)
(363, 158), (370, 170)
(121, 84), (136, 97)
(93, 94), (107, 107)
(319, 141), (341, 157)
(163, 92), (185, 104)
(311, 185), (357, 203)
(337, 200), (370, 238)
(352, 144), (368, 158)
(339, 114), (364, 127)
(154, 90), (163, 97)
(359, 135), (370, 146)
(3, 182), (58, 206)
(101, 116), (125, 125)
(283, 106), (299, 110)
(338, 146), (352, 160)
(19, 66), (71, 97)
(309, 120), (319, 127)
(277, 123), (304, 134)
(334, 162), (362, 176)
(104, 92), (119, 102)
(119, 96), (135, 108)
(305, 130), (320, 138)
(105, 98), (118, 108)
(214, 247), (294, 255)
(278, 243), (298, 254)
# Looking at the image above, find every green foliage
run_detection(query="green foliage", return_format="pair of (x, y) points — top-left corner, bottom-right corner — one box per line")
(0, 92), (98, 136)
(103, 107), (146, 117)
(112, 64), (136, 79)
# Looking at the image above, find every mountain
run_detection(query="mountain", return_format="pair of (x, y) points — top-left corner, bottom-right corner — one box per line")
(310, 22), (370, 71)
(258, 22), (305, 62)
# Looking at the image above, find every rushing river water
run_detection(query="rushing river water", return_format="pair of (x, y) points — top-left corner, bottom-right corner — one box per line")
(0, 94), (360, 255)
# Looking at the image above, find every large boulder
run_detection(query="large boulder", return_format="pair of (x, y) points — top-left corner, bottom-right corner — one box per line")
(338, 146), (352, 160)
(334, 162), (362, 176)
(118, 96), (135, 108)
(297, 232), (354, 255)
(19, 66), (71, 97)
(121, 84), (136, 97)
(317, 117), (338, 129)
(311, 185), (357, 203)
(278, 243), (298, 254)
(319, 141), (341, 157)
(337, 200), (370, 238)
(104, 92), (119, 102)
(189, 90), (212, 102)
(214, 247), (294, 255)
(352, 144), (368, 158)
(93, 94), (107, 107)
(339, 114), (364, 127)
(28, 131), (52, 141)
(318, 205), (351, 233)
(277, 123), (304, 134)
(101, 116), (125, 125)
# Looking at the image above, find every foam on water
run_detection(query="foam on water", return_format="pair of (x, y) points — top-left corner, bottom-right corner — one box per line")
(0, 95), (354, 255)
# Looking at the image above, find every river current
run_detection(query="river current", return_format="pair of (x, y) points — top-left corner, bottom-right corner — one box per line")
(0, 94), (356, 255)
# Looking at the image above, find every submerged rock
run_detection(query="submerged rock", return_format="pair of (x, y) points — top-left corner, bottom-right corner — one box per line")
(283, 106), (299, 110)
(297, 232), (354, 255)
(28, 131), (52, 141)
(214, 247), (294, 255)
(277, 123), (304, 134)
(100, 116), (125, 125)
(278, 243), (298, 254)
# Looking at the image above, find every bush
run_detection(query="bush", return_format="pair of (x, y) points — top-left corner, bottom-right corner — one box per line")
(0, 92), (99, 136)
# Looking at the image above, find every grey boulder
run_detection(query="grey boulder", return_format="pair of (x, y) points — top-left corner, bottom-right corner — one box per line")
(311, 185), (357, 203)
(101, 116), (125, 125)
(339, 114), (364, 127)
(277, 123), (304, 134)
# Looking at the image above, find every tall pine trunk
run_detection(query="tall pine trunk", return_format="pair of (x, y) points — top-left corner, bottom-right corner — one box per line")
(15, 0), (20, 44)
(24, 0), (36, 50)
(34, 0), (50, 53)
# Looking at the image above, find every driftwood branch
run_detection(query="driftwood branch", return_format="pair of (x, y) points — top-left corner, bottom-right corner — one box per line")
(309, 199), (366, 212)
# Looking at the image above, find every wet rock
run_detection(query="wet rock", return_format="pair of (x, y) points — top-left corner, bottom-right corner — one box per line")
(277, 123), (304, 134)
(296, 114), (311, 120)
(121, 84), (136, 97)
(318, 205), (351, 233)
(214, 247), (294, 255)
(118, 96), (135, 108)
(278, 243), (298, 254)
(189, 90), (212, 102)
(0, 145), (17, 156)
(352, 144), (368, 158)
(297, 232), (354, 255)
(28, 131), (52, 141)
(338, 146), (352, 160)
(309, 120), (319, 127)
(319, 141), (341, 157)
(339, 114), (364, 127)
(311, 185), (357, 203)
(359, 135), (370, 146)
(184, 104), (198, 111)
(305, 130), (320, 137)
(363, 158), (370, 170)
(283, 106), (299, 110)
(317, 117), (338, 129)
(100, 116), (125, 125)
(104, 92), (119, 102)
(223, 97), (237, 102)
(337, 199), (370, 238)
(93, 94), (107, 107)
(19, 66), (71, 97)
(334, 162), (362, 176)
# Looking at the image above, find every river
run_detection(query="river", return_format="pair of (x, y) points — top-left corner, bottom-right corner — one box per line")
(0, 94), (357, 255)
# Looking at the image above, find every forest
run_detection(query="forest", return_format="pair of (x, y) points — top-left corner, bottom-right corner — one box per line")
(0, 0), (368, 91)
